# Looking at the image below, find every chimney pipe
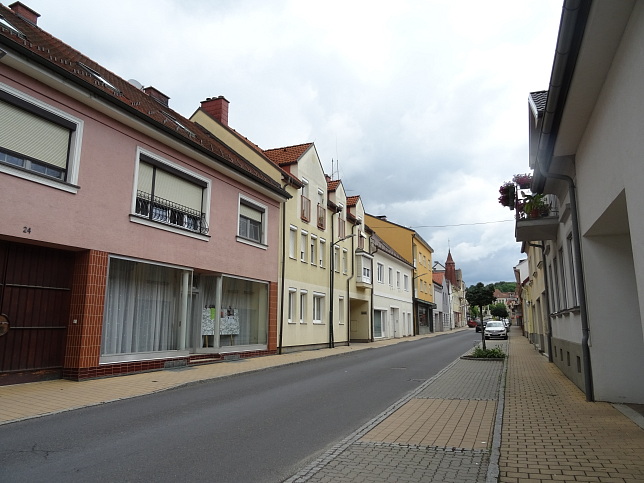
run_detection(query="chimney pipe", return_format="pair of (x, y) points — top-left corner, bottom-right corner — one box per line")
(9, 2), (40, 25)
(143, 86), (170, 107)
(201, 96), (230, 126)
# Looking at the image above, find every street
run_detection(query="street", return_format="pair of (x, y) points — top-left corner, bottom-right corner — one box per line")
(0, 330), (477, 483)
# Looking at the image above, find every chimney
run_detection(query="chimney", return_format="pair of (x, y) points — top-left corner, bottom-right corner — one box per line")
(9, 2), (40, 25)
(201, 96), (229, 126)
(143, 86), (170, 107)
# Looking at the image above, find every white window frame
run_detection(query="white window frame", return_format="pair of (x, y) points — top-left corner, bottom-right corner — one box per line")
(319, 239), (326, 268)
(0, 82), (84, 193)
(287, 288), (297, 324)
(237, 194), (268, 248)
(289, 225), (297, 259)
(299, 290), (308, 323)
(342, 248), (348, 274)
(396, 271), (401, 289)
(338, 296), (345, 325)
(131, 148), (210, 240)
(310, 235), (317, 266)
(313, 293), (325, 324)
(377, 263), (384, 283)
(334, 246), (340, 273)
(388, 267), (393, 287)
(300, 231), (308, 262)
(404, 274), (409, 291)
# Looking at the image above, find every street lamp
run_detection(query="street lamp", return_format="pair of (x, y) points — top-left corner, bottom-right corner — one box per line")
(329, 234), (355, 348)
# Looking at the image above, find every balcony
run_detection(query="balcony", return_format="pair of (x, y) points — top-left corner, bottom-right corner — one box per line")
(514, 195), (559, 242)
(136, 190), (208, 235)
(317, 204), (326, 230)
(301, 195), (311, 222)
(355, 251), (373, 289)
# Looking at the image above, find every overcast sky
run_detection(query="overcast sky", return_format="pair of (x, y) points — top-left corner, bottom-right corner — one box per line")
(24, 0), (563, 286)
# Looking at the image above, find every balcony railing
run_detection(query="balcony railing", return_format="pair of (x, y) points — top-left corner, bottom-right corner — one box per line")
(514, 194), (559, 242)
(301, 195), (311, 222)
(136, 190), (208, 235)
(317, 204), (326, 230)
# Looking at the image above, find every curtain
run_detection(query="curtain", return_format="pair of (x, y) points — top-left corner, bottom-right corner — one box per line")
(220, 277), (268, 347)
(102, 258), (180, 355)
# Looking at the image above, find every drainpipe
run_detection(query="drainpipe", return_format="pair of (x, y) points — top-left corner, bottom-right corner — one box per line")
(329, 208), (336, 348)
(533, 0), (593, 401)
(529, 243), (553, 363)
(369, 245), (379, 342)
(278, 182), (289, 355)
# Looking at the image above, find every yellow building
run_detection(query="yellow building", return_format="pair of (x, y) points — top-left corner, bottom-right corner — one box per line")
(365, 215), (435, 334)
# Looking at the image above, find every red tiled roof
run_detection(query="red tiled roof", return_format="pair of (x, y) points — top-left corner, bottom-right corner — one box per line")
(263, 143), (313, 166)
(0, 4), (285, 196)
(346, 196), (360, 207)
(327, 179), (340, 191)
(433, 272), (444, 285)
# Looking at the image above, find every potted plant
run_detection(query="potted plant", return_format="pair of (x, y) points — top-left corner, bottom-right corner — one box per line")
(512, 173), (533, 189)
(523, 193), (549, 218)
(498, 182), (515, 208)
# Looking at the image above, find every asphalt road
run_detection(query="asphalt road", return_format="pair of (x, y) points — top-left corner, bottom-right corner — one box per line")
(0, 330), (478, 483)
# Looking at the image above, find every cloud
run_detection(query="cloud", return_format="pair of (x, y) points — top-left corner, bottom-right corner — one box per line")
(26, 0), (562, 285)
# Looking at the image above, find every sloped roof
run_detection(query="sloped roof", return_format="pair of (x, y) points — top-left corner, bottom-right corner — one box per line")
(263, 143), (313, 167)
(327, 179), (341, 191)
(529, 90), (548, 119)
(433, 272), (444, 285)
(0, 3), (286, 197)
(346, 195), (360, 207)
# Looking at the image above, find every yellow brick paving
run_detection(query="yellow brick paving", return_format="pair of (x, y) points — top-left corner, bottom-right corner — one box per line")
(500, 334), (644, 483)
(361, 398), (496, 450)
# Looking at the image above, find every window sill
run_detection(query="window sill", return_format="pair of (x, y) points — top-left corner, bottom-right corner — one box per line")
(130, 215), (210, 240)
(312, 321), (324, 325)
(236, 236), (268, 250)
(1, 163), (80, 193)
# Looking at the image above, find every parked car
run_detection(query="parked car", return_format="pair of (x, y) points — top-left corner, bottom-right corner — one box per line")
(484, 321), (508, 340)
(467, 319), (477, 328)
(475, 320), (486, 332)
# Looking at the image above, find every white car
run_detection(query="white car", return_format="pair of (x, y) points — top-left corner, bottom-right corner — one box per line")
(484, 321), (508, 340)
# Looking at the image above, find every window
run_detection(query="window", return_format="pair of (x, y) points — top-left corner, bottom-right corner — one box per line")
(404, 274), (409, 291)
(289, 226), (297, 259)
(357, 230), (365, 249)
(356, 253), (372, 284)
(313, 294), (325, 324)
(338, 297), (345, 324)
(317, 189), (326, 229)
(310, 235), (317, 265)
(319, 239), (326, 267)
(396, 271), (401, 289)
(377, 263), (384, 283)
(567, 235), (578, 306)
(552, 257), (561, 311)
(342, 249), (348, 274)
(238, 197), (266, 244)
(134, 152), (208, 235)
(299, 290), (307, 323)
(388, 268), (393, 286)
(301, 179), (310, 222)
(288, 288), (296, 323)
(338, 214), (346, 239)
(0, 85), (83, 191)
(334, 246), (340, 272)
(300, 232), (308, 262)
(559, 247), (568, 309)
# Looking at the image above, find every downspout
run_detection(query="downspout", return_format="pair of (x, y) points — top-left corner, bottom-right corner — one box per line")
(534, 0), (593, 401)
(278, 182), (289, 355)
(529, 243), (553, 363)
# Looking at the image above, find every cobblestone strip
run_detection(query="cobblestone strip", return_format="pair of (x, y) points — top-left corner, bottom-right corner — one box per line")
(284, 355), (466, 482)
(416, 359), (504, 400)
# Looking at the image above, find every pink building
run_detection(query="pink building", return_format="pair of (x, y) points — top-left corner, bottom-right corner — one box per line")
(0, 3), (288, 384)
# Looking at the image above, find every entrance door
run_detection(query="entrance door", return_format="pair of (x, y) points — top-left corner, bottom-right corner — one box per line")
(0, 242), (74, 384)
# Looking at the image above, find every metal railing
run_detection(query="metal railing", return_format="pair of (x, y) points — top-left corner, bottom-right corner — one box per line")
(136, 190), (208, 235)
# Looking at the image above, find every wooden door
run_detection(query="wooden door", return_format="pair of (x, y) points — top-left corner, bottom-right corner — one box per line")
(0, 241), (74, 384)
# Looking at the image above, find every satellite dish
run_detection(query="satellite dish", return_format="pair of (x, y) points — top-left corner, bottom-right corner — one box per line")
(128, 79), (143, 90)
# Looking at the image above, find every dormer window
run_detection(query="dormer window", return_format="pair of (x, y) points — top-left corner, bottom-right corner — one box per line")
(77, 62), (121, 94)
(0, 15), (23, 36)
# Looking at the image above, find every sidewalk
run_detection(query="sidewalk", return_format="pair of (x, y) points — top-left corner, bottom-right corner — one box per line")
(1, 328), (643, 482)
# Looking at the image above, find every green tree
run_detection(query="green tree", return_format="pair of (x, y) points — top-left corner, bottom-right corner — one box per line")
(494, 281), (516, 293)
(466, 282), (496, 349)
(490, 302), (509, 320)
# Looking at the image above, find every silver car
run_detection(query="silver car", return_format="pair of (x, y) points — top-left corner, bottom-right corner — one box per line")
(484, 321), (508, 340)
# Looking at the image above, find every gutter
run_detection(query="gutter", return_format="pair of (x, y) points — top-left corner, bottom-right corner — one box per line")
(533, 0), (594, 401)
(0, 39), (289, 200)
(277, 183), (289, 354)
